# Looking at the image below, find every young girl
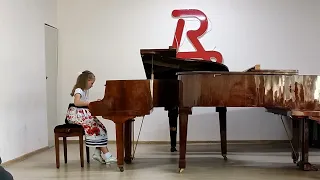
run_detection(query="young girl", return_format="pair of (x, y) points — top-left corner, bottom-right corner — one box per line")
(66, 70), (117, 164)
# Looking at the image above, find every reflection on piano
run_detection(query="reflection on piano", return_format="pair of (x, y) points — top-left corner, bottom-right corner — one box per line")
(177, 70), (320, 172)
(88, 47), (230, 172)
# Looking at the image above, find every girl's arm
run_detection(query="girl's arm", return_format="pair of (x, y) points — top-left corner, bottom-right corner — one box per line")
(74, 94), (89, 107)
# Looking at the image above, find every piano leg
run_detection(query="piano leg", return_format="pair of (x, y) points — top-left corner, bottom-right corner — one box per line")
(297, 117), (318, 171)
(115, 122), (125, 172)
(178, 107), (192, 173)
(168, 107), (178, 152)
(217, 107), (227, 160)
(124, 119), (133, 164)
(291, 117), (300, 164)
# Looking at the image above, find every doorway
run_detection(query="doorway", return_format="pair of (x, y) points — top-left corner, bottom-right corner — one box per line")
(45, 24), (58, 147)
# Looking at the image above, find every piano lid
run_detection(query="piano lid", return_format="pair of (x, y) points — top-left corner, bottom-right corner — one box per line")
(176, 70), (299, 76)
(140, 48), (229, 79)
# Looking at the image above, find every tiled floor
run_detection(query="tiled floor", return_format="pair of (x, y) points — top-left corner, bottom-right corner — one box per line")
(3, 143), (320, 180)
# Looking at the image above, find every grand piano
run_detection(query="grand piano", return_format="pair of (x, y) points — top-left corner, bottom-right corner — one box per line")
(89, 48), (320, 172)
(140, 48), (229, 153)
(89, 47), (230, 171)
(177, 70), (320, 172)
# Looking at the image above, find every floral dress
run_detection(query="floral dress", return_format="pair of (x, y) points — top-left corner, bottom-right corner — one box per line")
(66, 88), (108, 147)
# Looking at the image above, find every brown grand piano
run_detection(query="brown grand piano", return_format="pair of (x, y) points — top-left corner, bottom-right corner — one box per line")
(177, 70), (320, 172)
(89, 47), (320, 172)
(88, 79), (153, 172)
(88, 48), (230, 172)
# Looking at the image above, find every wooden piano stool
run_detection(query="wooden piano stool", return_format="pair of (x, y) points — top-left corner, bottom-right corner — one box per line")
(54, 124), (90, 168)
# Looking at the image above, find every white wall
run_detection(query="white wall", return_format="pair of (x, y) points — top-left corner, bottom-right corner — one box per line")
(57, 0), (320, 142)
(0, 0), (57, 162)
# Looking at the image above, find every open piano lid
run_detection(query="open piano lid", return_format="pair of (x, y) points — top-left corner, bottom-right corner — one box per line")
(140, 48), (229, 79)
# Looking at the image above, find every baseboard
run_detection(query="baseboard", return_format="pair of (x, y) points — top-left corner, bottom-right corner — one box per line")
(2, 146), (49, 167)
(60, 140), (289, 145)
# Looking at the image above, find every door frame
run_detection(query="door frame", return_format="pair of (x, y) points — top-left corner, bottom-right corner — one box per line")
(44, 23), (59, 147)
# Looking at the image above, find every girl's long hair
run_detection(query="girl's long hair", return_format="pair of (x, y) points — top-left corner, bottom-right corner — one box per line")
(70, 70), (95, 96)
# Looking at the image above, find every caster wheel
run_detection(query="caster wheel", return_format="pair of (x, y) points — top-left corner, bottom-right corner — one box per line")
(298, 161), (319, 171)
(119, 167), (124, 172)
(179, 168), (184, 173)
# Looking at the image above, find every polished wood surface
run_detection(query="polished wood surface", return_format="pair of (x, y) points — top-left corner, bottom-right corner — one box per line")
(88, 80), (152, 171)
(177, 70), (320, 172)
(89, 79), (180, 111)
(89, 80), (153, 117)
(177, 72), (320, 115)
(88, 79), (181, 171)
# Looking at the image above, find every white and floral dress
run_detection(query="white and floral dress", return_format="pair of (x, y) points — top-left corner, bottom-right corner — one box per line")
(66, 88), (108, 147)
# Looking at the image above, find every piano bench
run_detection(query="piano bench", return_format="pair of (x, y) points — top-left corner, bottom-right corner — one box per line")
(54, 124), (90, 169)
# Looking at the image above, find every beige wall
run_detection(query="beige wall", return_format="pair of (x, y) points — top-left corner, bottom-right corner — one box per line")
(0, 0), (57, 162)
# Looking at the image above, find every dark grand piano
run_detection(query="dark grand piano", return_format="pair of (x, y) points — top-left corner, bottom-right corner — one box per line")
(89, 47), (320, 172)
(140, 48), (229, 153)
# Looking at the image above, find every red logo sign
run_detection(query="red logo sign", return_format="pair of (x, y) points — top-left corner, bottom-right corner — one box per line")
(172, 9), (223, 63)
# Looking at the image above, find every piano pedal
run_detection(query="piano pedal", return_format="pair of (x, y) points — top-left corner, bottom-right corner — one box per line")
(171, 147), (177, 152)
(222, 154), (228, 161)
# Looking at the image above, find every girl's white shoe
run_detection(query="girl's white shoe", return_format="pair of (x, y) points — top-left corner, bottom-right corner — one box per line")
(92, 154), (106, 164)
(104, 156), (117, 164)
(92, 149), (106, 164)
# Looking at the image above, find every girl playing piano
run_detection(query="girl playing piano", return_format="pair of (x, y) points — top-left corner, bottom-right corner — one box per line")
(66, 70), (117, 164)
